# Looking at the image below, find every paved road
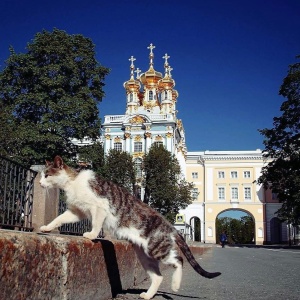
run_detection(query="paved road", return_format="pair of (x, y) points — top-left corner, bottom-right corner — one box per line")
(112, 245), (300, 300)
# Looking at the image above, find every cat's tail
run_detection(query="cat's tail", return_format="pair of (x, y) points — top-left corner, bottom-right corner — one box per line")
(175, 233), (221, 279)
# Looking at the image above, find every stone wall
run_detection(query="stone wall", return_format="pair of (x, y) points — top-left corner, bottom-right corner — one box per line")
(0, 230), (146, 300)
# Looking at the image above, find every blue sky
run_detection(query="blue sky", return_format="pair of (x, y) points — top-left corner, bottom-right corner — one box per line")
(1, 0), (300, 151)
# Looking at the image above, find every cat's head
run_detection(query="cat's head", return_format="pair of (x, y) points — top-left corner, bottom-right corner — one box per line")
(40, 156), (76, 188)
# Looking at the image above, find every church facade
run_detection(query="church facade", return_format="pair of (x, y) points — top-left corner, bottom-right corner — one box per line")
(101, 44), (290, 245)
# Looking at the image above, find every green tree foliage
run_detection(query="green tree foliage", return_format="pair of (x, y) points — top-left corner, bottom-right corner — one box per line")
(257, 55), (300, 225)
(216, 214), (254, 244)
(77, 142), (105, 175)
(143, 144), (194, 222)
(103, 149), (136, 193)
(0, 29), (109, 167)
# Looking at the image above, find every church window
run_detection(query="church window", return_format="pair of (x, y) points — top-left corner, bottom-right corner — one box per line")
(130, 93), (133, 102)
(149, 90), (153, 100)
(164, 90), (168, 100)
(134, 142), (142, 152)
(153, 141), (163, 147)
(114, 142), (122, 151)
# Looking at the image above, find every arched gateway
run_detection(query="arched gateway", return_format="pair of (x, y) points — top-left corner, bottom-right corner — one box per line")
(216, 209), (255, 244)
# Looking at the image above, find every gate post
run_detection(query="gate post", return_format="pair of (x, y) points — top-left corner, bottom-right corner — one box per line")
(31, 165), (59, 233)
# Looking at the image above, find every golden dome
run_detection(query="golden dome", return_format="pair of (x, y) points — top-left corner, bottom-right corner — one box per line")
(139, 43), (163, 87)
(158, 53), (175, 91)
(123, 56), (141, 92)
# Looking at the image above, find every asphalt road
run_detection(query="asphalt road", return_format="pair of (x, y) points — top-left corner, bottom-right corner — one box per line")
(112, 245), (300, 300)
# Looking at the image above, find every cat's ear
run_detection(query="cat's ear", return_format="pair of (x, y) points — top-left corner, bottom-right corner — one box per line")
(53, 156), (64, 169)
(45, 160), (52, 167)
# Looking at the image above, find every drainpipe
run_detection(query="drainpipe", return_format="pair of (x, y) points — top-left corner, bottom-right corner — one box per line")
(202, 156), (206, 243)
(263, 188), (267, 245)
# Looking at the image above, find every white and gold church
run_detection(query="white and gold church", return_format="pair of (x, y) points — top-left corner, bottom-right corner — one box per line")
(101, 44), (291, 245)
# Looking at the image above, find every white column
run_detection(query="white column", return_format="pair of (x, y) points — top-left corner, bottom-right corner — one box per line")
(145, 132), (152, 152)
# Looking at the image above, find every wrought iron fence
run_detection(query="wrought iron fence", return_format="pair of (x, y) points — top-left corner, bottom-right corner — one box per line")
(0, 156), (37, 231)
(58, 190), (103, 237)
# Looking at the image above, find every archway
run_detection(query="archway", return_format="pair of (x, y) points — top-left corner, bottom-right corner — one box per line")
(270, 217), (282, 244)
(190, 217), (201, 241)
(216, 209), (255, 244)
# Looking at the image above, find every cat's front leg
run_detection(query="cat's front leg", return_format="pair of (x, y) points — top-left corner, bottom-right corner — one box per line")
(83, 207), (107, 240)
(40, 209), (81, 232)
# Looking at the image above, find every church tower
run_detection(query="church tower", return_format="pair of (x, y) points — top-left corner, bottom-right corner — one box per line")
(102, 44), (187, 197)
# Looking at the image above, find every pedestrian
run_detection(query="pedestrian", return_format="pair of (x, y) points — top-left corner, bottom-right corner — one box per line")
(220, 231), (227, 248)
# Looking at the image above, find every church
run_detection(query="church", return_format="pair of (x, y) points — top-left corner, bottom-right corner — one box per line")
(101, 44), (292, 245)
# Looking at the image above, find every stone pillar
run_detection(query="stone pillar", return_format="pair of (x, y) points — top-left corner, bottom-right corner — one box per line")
(124, 133), (131, 152)
(31, 165), (60, 233)
(145, 132), (152, 152)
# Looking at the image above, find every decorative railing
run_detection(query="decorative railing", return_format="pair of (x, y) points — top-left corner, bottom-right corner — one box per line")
(0, 156), (37, 231)
(58, 190), (103, 237)
(104, 114), (174, 124)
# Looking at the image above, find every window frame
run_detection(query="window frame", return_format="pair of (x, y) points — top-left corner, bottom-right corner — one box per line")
(231, 171), (238, 179)
(218, 187), (225, 201)
(192, 172), (198, 179)
(244, 171), (251, 178)
(114, 142), (122, 151)
(134, 142), (143, 152)
(218, 171), (225, 179)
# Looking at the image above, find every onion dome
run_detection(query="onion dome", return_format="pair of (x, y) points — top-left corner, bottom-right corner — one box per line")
(139, 43), (163, 87)
(158, 53), (175, 91)
(123, 56), (141, 94)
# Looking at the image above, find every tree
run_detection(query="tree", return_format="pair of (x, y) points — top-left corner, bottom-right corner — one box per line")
(77, 142), (105, 175)
(0, 29), (109, 167)
(103, 149), (136, 193)
(143, 144), (194, 222)
(257, 55), (300, 226)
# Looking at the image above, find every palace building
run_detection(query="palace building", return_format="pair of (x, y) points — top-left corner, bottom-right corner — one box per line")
(101, 44), (292, 245)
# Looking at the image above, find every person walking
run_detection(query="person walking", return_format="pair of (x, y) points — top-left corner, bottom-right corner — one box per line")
(220, 231), (227, 248)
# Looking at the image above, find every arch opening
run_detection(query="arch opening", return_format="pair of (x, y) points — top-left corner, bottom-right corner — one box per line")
(190, 216), (201, 242)
(216, 209), (255, 245)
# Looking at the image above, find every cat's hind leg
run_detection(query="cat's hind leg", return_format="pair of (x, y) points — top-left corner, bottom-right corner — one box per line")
(133, 245), (163, 300)
(162, 251), (183, 292)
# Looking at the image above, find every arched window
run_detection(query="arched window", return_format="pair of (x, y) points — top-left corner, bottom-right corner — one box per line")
(130, 93), (133, 102)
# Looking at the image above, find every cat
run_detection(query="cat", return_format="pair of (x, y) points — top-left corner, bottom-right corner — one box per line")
(40, 155), (221, 300)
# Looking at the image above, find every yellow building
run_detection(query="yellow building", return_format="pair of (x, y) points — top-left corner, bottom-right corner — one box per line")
(182, 150), (280, 245)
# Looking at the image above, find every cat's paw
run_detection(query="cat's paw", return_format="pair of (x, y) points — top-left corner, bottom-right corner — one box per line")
(40, 225), (51, 232)
(139, 292), (152, 300)
(83, 232), (98, 240)
(171, 279), (180, 292)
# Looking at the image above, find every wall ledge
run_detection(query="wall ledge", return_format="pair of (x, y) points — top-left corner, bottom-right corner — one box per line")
(0, 230), (146, 300)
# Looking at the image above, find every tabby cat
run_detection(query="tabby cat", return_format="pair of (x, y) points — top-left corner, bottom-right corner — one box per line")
(40, 156), (221, 299)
